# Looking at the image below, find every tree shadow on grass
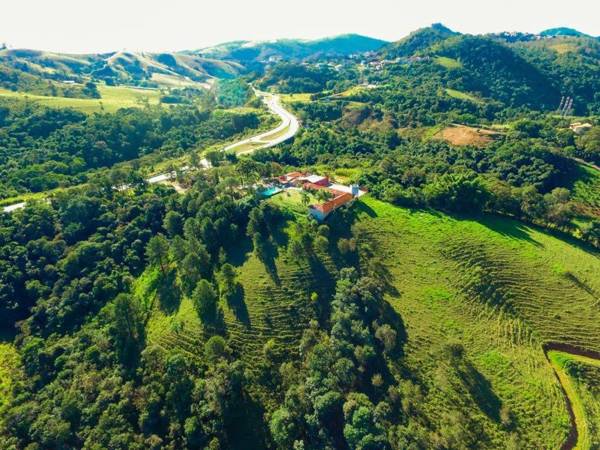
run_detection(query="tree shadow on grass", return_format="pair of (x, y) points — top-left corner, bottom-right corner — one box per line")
(226, 237), (253, 268)
(227, 283), (250, 327)
(380, 300), (408, 357)
(157, 268), (182, 314)
(257, 238), (281, 285)
(353, 199), (378, 218)
(457, 360), (503, 423)
(475, 214), (544, 248)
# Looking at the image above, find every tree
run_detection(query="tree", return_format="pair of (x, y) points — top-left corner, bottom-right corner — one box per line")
(180, 251), (210, 296)
(204, 335), (227, 362)
(270, 408), (299, 449)
(146, 234), (170, 276)
(300, 190), (311, 207)
(375, 324), (397, 354)
(216, 263), (237, 301)
(192, 279), (218, 324)
(111, 293), (145, 370)
(163, 211), (183, 237)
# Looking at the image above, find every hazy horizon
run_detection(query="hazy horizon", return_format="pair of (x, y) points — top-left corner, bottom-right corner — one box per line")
(2, 0), (599, 54)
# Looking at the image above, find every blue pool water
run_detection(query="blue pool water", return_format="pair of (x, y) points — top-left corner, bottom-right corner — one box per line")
(260, 186), (283, 197)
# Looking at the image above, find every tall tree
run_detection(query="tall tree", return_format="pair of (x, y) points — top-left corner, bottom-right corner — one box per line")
(146, 234), (170, 276)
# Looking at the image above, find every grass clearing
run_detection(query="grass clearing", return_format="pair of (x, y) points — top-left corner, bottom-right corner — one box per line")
(548, 351), (600, 449)
(436, 56), (463, 69)
(572, 164), (600, 214)
(0, 85), (161, 113)
(445, 88), (484, 104)
(279, 93), (313, 103)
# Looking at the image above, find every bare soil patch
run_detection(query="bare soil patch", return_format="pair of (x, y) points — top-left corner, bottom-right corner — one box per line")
(434, 124), (501, 147)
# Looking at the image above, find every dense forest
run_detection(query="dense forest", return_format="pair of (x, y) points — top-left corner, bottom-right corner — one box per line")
(0, 98), (267, 198)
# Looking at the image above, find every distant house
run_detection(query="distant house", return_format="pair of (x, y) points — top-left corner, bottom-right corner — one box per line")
(309, 192), (354, 221)
(302, 179), (363, 221)
(570, 122), (593, 135)
(302, 175), (329, 186)
(278, 171), (305, 185)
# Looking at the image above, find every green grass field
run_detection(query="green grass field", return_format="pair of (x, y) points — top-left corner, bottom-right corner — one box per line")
(0, 343), (21, 419)
(345, 197), (600, 448)
(279, 93), (313, 103)
(0, 85), (161, 113)
(445, 88), (484, 104)
(572, 164), (600, 213)
(436, 56), (463, 70)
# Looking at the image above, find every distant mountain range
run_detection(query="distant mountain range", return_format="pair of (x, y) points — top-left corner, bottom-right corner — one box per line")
(196, 34), (388, 63)
(0, 26), (598, 98)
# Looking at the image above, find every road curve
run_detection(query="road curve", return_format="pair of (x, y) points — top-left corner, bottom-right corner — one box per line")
(2, 90), (301, 214)
(224, 90), (299, 154)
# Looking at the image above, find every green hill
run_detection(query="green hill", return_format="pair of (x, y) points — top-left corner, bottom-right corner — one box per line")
(346, 196), (600, 448)
(383, 23), (458, 58)
(0, 48), (243, 88)
(197, 34), (388, 64)
(139, 193), (600, 448)
(540, 27), (595, 38)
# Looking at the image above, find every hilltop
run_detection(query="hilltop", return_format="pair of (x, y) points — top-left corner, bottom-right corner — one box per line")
(0, 47), (243, 88)
(196, 34), (388, 63)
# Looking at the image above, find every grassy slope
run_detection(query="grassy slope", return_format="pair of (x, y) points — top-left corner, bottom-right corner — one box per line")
(572, 164), (600, 213)
(348, 197), (600, 448)
(0, 85), (160, 113)
(548, 351), (600, 449)
(445, 87), (484, 104)
(0, 343), (21, 419)
(143, 224), (337, 406)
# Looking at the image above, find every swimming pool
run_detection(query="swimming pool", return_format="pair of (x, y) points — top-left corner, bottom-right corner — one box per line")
(260, 186), (283, 198)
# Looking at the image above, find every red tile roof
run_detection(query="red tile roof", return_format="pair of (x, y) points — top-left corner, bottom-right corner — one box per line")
(311, 192), (353, 215)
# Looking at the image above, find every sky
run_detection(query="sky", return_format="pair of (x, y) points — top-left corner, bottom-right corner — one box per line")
(1, 0), (599, 54)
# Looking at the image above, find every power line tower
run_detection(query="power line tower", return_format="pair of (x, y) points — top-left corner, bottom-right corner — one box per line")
(564, 97), (574, 117)
(556, 96), (565, 114)
(557, 96), (573, 117)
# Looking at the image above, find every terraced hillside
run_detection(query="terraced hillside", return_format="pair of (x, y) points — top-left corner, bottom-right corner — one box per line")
(347, 197), (600, 448)
(572, 165), (600, 215)
(144, 229), (338, 381)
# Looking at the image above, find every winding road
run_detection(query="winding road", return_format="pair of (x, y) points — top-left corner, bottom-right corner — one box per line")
(2, 90), (300, 214)
(224, 90), (299, 154)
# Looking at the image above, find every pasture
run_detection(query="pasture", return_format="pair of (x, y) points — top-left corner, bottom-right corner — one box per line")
(0, 85), (161, 113)
(347, 197), (600, 448)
